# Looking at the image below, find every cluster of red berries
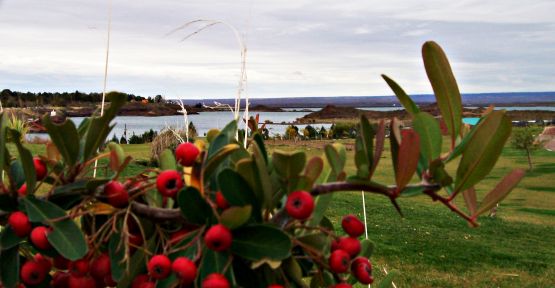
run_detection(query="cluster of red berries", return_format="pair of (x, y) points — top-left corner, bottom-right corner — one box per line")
(328, 214), (374, 286)
(18, 252), (115, 287)
(16, 157), (47, 196)
(103, 142), (199, 207)
(141, 255), (231, 288)
(8, 211), (52, 250)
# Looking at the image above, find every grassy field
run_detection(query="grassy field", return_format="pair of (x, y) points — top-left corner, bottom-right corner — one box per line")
(9, 132), (555, 287)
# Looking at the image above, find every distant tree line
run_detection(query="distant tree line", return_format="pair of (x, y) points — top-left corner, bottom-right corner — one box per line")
(0, 89), (165, 107)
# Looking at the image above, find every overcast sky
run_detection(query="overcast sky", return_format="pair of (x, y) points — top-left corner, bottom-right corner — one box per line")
(0, 0), (554, 99)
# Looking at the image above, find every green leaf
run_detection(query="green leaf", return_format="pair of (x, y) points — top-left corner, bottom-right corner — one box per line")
(253, 133), (268, 164)
(221, 205), (252, 229)
(0, 227), (23, 250)
(10, 129), (36, 194)
(455, 110), (512, 193)
(303, 156), (324, 188)
(389, 118), (402, 176)
(324, 143), (346, 180)
(377, 269), (401, 288)
(159, 149), (177, 171)
(218, 169), (258, 207)
(0, 245), (20, 288)
(204, 143), (241, 178)
(22, 196), (88, 260)
(9, 160), (25, 188)
(177, 187), (213, 225)
(370, 119), (386, 177)
(198, 249), (233, 284)
(400, 186), (425, 197)
(112, 233), (157, 287)
(83, 92), (127, 161)
(395, 130), (420, 191)
(413, 112), (442, 162)
(422, 41), (463, 146)
(43, 115), (80, 166)
(272, 150), (306, 179)
(297, 233), (330, 252)
(252, 142), (274, 209)
(109, 230), (126, 282)
(475, 169), (525, 216)
(208, 120), (237, 158)
(429, 159), (453, 187)
(382, 74), (420, 115)
(49, 179), (108, 210)
(231, 224), (292, 261)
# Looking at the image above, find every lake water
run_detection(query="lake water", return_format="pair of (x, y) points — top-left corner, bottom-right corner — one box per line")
(28, 111), (332, 140)
(26, 106), (554, 141)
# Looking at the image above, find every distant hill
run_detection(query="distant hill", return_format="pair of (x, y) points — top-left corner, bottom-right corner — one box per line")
(175, 92), (555, 108)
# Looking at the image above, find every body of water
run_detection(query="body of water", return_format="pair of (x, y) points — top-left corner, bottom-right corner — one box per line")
(28, 111), (332, 140)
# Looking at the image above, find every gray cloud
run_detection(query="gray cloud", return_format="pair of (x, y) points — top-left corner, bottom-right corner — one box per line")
(0, 0), (553, 99)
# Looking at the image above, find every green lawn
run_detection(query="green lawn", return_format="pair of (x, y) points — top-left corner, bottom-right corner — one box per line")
(9, 133), (555, 287)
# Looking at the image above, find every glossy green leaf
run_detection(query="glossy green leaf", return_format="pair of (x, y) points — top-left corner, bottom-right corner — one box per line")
(303, 156), (323, 185)
(9, 160), (25, 188)
(0, 245), (19, 288)
(382, 74), (420, 115)
(198, 249), (233, 284)
(250, 143), (273, 210)
(43, 115), (80, 166)
(283, 257), (306, 287)
(297, 233), (330, 252)
(10, 129), (36, 194)
(49, 179), (107, 210)
(108, 229), (126, 282)
(0, 226), (23, 251)
(413, 112), (442, 162)
(159, 149), (177, 171)
(22, 196), (88, 260)
(231, 224), (292, 261)
(475, 169), (525, 216)
(359, 115), (375, 179)
(253, 133), (268, 164)
(272, 150), (306, 179)
(83, 92), (127, 161)
(395, 130), (420, 191)
(221, 205), (252, 229)
(177, 187), (213, 225)
(218, 169), (258, 207)
(455, 110), (512, 193)
(422, 41), (462, 146)
(204, 143), (241, 178)
(390, 118), (401, 176)
(377, 269), (401, 288)
(208, 120), (237, 158)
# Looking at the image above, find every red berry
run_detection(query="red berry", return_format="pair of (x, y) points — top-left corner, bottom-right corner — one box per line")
(90, 253), (111, 280)
(204, 224), (232, 252)
(8, 211), (32, 237)
(329, 249), (350, 273)
(104, 181), (129, 208)
(147, 254), (172, 279)
(30, 226), (52, 250)
(268, 285), (285, 288)
(341, 214), (365, 237)
(20, 260), (47, 285)
(202, 273), (230, 288)
(18, 183), (27, 196)
(331, 238), (340, 252)
(68, 275), (96, 288)
(33, 157), (47, 180)
(172, 257), (197, 284)
(131, 274), (149, 288)
(34, 253), (53, 274)
(54, 255), (70, 270)
(175, 142), (200, 167)
(69, 258), (90, 277)
(51, 271), (71, 288)
(337, 237), (361, 258)
(215, 191), (230, 210)
(156, 170), (184, 198)
(331, 284), (352, 288)
(351, 257), (373, 284)
(285, 190), (314, 220)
